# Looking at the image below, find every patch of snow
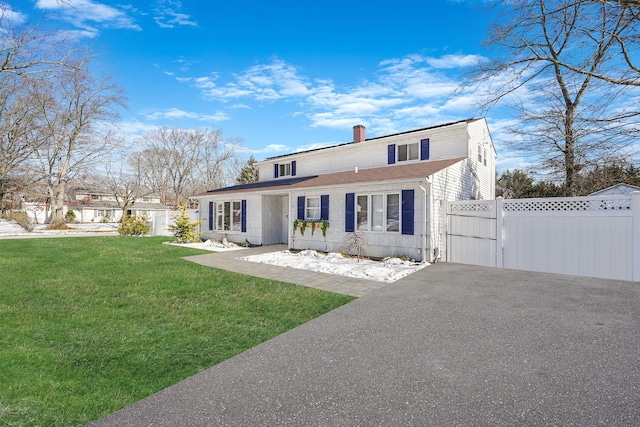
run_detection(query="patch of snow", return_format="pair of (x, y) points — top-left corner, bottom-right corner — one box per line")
(0, 219), (119, 237)
(164, 239), (246, 252)
(241, 250), (428, 283)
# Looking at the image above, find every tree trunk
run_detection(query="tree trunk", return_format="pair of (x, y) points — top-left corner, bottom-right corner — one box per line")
(48, 183), (66, 228)
(564, 107), (577, 197)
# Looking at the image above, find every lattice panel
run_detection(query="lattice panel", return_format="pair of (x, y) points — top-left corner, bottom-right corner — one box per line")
(449, 201), (493, 213)
(504, 198), (631, 212)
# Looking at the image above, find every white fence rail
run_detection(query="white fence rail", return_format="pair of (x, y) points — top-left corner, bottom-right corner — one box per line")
(444, 193), (640, 281)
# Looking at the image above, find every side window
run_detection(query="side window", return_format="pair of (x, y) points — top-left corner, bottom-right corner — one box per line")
(354, 193), (400, 232)
(386, 194), (399, 232)
(279, 163), (291, 177)
(398, 143), (419, 162)
(232, 201), (241, 231)
(357, 195), (368, 230)
(215, 200), (246, 231)
(305, 197), (320, 220)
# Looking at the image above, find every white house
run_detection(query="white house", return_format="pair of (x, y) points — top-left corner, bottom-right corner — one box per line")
(192, 118), (496, 262)
(69, 188), (170, 223)
(589, 183), (640, 197)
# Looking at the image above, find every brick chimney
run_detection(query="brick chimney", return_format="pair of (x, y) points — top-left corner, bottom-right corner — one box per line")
(353, 124), (365, 143)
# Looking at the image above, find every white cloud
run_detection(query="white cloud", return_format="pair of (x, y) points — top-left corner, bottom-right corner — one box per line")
(426, 54), (486, 69)
(35, 0), (141, 33)
(144, 107), (229, 122)
(58, 29), (99, 39)
(177, 53), (493, 135)
(1, 5), (27, 25)
(248, 144), (291, 154)
(181, 59), (311, 102)
(114, 120), (159, 143)
(294, 141), (339, 152)
(154, 0), (197, 28)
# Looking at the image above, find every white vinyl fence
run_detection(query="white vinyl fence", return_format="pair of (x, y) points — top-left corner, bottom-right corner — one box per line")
(444, 193), (640, 281)
(151, 209), (200, 237)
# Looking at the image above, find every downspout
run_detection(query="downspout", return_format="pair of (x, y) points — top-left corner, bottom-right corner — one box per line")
(288, 191), (293, 250)
(419, 178), (432, 263)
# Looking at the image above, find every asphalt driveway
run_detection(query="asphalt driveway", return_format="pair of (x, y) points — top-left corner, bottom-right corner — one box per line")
(91, 263), (640, 426)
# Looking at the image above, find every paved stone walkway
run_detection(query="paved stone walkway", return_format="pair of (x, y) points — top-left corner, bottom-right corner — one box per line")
(182, 244), (387, 297)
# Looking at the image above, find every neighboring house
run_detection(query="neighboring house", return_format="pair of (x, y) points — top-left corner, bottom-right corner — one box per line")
(192, 118), (496, 262)
(588, 183), (640, 197)
(69, 188), (170, 223)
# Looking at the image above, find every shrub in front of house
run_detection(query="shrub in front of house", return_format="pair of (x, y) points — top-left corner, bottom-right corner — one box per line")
(65, 210), (76, 223)
(118, 216), (150, 236)
(168, 204), (202, 243)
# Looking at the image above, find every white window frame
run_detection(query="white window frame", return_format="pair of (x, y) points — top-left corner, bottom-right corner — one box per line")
(397, 143), (419, 162)
(355, 193), (400, 233)
(305, 196), (321, 221)
(279, 163), (291, 177)
(215, 200), (243, 232)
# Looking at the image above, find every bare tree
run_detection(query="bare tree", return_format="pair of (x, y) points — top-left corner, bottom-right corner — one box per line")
(0, 75), (39, 207)
(134, 127), (240, 206)
(0, 5), (83, 76)
(471, 0), (640, 195)
(98, 162), (155, 223)
(30, 65), (126, 228)
(0, 9), (86, 207)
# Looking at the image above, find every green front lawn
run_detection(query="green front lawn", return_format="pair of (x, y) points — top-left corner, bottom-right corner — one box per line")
(0, 237), (354, 426)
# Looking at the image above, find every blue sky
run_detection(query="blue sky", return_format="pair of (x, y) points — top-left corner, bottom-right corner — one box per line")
(9, 1), (520, 169)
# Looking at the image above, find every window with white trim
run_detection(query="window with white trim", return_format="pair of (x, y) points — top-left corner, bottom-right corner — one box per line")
(215, 201), (242, 231)
(279, 163), (291, 177)
(398, 143), (419, 162)
(305, 196), (320, 220)
(356, 193), (400, 232)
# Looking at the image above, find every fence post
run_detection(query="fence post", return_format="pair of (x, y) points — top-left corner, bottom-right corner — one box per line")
(633, 192), (640, 282)
(496, 197), (503, 269)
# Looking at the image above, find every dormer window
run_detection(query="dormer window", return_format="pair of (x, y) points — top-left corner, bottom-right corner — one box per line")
(398, 143), (419, 162)
(274, 160), (296, 178)
(387, 139), (429, 164)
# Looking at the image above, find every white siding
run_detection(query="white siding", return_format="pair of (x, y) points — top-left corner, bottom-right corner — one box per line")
(429, 159), (477, 253)
(258, 120), (479, 180)
(467, 118), (496, 200)
(290, 181), (426, 261)
(199, 194), (263, 246)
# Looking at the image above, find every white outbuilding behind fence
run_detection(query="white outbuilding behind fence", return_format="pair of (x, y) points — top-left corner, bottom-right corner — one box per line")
(444, 193), (640, 282)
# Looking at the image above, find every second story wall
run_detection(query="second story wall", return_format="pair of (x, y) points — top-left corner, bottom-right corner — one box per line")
(257, 119), (480, 181)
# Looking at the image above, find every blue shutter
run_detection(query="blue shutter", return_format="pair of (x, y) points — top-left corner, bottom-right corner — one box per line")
(388, 144), (396, 164)
(208, 201), (214, 231)
(320, 195), (329, 220)
(420, 138), (430, 160)
(297, 196), (305, 220)
(345, 193), (355, 232)
(291, 161), (296, 176)
(241, 200), (247, 232)
(401, 190), (414, 235)
(274, 163), (279, 178)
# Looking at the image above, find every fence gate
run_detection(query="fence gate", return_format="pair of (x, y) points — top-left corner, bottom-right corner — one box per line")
(445, 194), (640, 282)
